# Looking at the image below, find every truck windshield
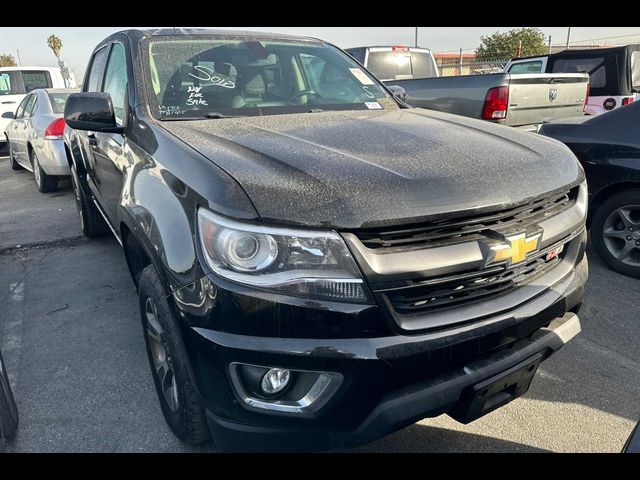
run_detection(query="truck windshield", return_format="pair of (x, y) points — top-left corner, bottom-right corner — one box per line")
(366, 50), (437, 81)
(146, 38), (395, 119)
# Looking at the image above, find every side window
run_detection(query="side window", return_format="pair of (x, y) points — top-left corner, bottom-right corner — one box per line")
(22, 95), (36, 119)
(85, 46), (109, 93)
(102, 43), (128, 125)
(21, 71), (52, 92)
(589, 66), (606, 89)
(631, 51), (640, 90)
(15, 95), (30, 119)
(509, 61), (543, 74)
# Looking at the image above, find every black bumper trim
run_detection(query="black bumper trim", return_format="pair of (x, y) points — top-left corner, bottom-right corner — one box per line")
(205, 313), (580, 452)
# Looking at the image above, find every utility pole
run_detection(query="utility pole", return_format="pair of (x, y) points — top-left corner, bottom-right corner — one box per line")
(548, 35), (552, 54)
(565, 27), (572, 50)
(459, 48), (463, 76)
(16, 49), (21, 65)
(414, 27), (419, 48)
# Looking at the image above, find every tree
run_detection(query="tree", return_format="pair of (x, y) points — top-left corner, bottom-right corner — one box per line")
(475, 27), (547, 61)
(0, 54), (17, 67)
(47, 34), (63, 60)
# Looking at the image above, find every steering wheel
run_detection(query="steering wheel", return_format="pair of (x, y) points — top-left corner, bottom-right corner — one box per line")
(290, 90), (320, 100)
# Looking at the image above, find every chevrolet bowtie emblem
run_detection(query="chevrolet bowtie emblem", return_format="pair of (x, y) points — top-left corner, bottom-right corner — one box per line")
(488, 232), (542, 266)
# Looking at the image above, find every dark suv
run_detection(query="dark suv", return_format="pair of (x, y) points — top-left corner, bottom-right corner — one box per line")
(63, 29), (588, 452)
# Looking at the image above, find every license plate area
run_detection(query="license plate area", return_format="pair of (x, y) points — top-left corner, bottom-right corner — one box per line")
(450, 352), (543, 424)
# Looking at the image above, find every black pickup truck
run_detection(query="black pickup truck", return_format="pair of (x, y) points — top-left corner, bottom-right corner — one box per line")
(63, 29), (588, 452)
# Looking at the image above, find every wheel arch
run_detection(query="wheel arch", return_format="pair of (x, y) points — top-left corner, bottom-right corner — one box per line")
(589, 182), (640, 227)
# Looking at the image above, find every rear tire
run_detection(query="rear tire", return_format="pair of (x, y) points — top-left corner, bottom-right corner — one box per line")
(6, 138), (22, 171)
(0, 350), (19, 441)
(138, 265), (211, 445)
(69, 161), (109, 238)
(32, 150), (58, 193)
(590, 188), (640, 279)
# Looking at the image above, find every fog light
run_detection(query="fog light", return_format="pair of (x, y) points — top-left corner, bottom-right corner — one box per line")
(261, 368), (291, 395)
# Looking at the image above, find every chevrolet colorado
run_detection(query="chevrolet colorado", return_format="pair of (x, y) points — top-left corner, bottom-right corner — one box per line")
(63, 29), (588, 452)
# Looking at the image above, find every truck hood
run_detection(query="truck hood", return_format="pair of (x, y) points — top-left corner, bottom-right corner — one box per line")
(161, 108), (582, 229)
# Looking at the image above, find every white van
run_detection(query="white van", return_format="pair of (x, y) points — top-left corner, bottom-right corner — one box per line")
(1, 66), (70, 147)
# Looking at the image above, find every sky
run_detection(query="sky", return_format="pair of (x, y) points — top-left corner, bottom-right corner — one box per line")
(1, 26), (639, 81)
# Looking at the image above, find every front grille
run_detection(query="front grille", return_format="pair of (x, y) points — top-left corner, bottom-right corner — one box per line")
(356, 188), (577, 250)
(383, 240), (568, 316)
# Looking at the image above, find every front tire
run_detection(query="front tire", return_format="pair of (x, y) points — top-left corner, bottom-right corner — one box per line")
(138, 264), (211, 445)
(32, 150), (58, 193)
(590, 189), (640, 279)
(0, 350), (19, 441)
(69, 162), (109, 238)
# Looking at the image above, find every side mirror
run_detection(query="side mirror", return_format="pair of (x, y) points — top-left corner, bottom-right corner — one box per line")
(1, 111), (14, 119)
(388, 85), (408, 103)
(64, 92), (124, 133)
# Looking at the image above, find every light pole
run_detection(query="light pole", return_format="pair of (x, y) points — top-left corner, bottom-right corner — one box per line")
(415, 27), (418, 48)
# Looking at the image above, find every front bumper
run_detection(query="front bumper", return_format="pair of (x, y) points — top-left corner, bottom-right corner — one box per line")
(205, 312), (580, 452)
(180, 255), (587, 451)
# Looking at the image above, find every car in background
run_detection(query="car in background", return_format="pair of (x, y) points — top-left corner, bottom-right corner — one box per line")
(3, 88), (78, 192)
(345, 46), (439, 80)
(505, 45), (640, 116)
(540, 101), (640, 278)
(0, 66), (71, 147)
(346, 45), (589, 132)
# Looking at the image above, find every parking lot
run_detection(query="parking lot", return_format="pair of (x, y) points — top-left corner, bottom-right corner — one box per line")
(0, 147), (639, 453)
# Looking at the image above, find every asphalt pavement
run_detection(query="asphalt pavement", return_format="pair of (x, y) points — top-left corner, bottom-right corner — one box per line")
(0, 149), (638, 452)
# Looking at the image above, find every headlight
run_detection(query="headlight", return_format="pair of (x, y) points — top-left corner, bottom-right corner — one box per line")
(197, 208), (371, 303)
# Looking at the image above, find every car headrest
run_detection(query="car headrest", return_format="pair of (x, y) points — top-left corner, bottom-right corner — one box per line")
(242, 73), (266, 96)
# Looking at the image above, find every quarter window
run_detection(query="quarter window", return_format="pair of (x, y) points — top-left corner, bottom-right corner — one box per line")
(102, 43), (128, 125)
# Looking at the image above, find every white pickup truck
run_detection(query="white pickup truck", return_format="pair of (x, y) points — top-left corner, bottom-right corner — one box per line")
(346, 46), (590, 132)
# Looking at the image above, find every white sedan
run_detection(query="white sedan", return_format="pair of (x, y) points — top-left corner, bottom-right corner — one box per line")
(3, 88), (78, 192)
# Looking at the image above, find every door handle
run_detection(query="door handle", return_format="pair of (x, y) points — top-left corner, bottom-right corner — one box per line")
(87, 133), (98, 146)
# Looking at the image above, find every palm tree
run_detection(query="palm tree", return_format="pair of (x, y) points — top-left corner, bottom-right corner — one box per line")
(47, 34), (63, 60)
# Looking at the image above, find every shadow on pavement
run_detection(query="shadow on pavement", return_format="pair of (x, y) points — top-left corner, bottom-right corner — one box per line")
(353, 423), (548, 453)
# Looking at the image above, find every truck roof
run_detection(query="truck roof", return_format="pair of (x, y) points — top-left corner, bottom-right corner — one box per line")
(512, 44), (640, 62)
(104, 28), (321, 44)
(346, 46), (432, 52)
(0, 66), (62, 71)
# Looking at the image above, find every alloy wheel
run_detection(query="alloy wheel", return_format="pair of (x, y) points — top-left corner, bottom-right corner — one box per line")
(33, 155), (42, 188)
(145, 297), (179, 413)
(602, 205), (640, 267)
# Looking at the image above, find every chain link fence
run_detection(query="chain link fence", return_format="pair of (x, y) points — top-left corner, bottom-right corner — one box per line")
(437, 59), (509, 77)
(435, 32), (640, 77)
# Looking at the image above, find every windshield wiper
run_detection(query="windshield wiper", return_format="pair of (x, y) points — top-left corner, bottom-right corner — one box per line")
(204, 112), (237, 119)
(159, 112), (240, 121)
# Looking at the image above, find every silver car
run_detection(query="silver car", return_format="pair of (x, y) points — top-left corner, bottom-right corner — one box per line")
(3, 88), (78, 192)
